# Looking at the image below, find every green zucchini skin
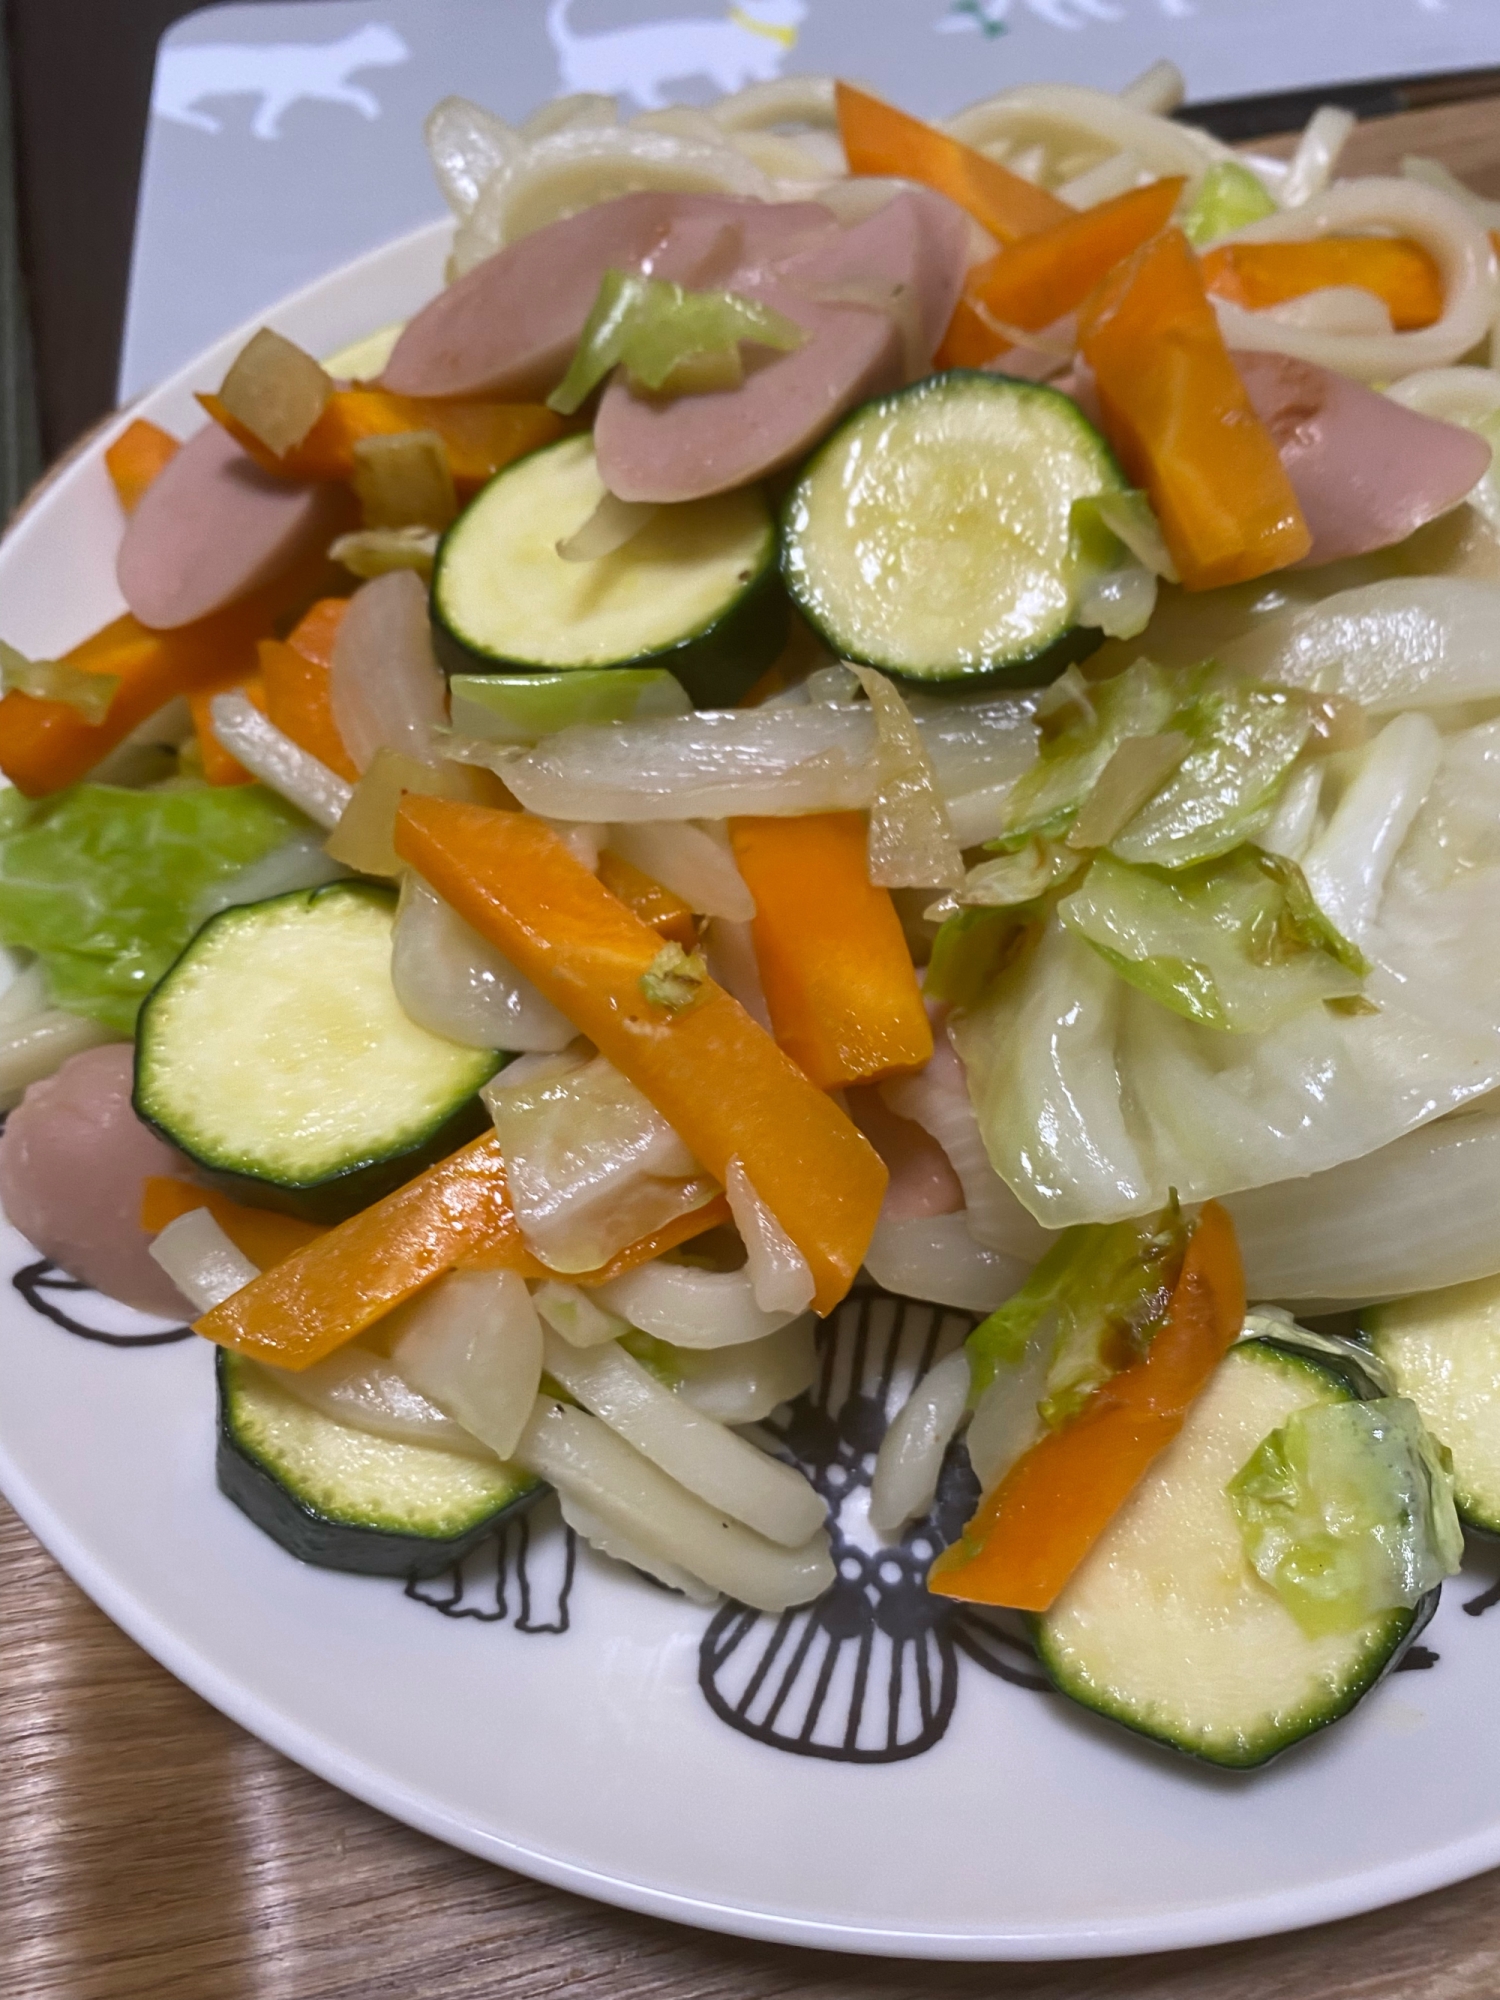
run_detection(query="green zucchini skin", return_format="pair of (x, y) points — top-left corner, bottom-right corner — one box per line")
(216, 1349), (541, 1578)
(780, 371), (1125, 691)
(430, 433), (787, 707)
(1031, 1337), (1440, 1771)
(1365, 1277), (1500, 1536)
(135, 882), (502, 1224)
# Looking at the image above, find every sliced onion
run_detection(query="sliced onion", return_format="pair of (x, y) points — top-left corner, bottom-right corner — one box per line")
(193, 833), (347, 925)
(483, 1050), (714, 1273)
(425, 95), (522, 220)
(217, 328), (332, 458)
(862, 1213), (1029, 1313)
(850, 666), (963, 890)
(515, 1395), (832, 1612)
(324, 748), (480, 880)
(540, 1329), (824, 1547)
(1227, 1102), (1500, 1304)
(277, 1345), (492, 1454)
(594, 1259), (794, 1349)
(1301, 713), (1441, 943)
(392, 877), (573, 1052)
(148, 1209), (258, 1312)
(1258, 762), (1323, 862)
(388, 1266), (542, 1461)
(724, 1157), (814, 1316)
(607, 820), (754, 920)
(331, 526), (439, 580)
(0, 1008), (112, 1111)
(207, 693), (352, 829)
(702, 917), (771, 1030)
(868, 1348), (970, 1534)
(531, 1279), (630, 1350)
(672, 1318), (817, 1424)
(966, 1342), (1049, 1492)
(329, 570), (448, 772)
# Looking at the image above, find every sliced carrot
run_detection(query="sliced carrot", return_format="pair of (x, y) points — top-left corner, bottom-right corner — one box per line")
(835, 81), (1069, 246)
(596, 849), (698, 947)
(104, 419), (179, 513)
(257, 600), (359, 783)
(188, 675), (266, 786)
(141, 1177), (327, 1269)
(1201, 235), (1444, 331)
(935, 176), (1186, 370)
(199, 389), (567, 496)
(929, 1202), (1246, 1612)
(394, 800), (888, 1316)
(1078, 228), (1310, 590)
(194, 1133), (732, 1370)
(729, 813), (933, 1091)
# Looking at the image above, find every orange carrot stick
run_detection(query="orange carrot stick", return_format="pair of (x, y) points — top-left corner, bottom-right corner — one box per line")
(199, 389), (567, 495)
(141, 1177), (327, 1268)
(929, 1202), (1246, 1612)
(104, 419), (180, 513)
(188, 675), (265, 786)
(1078, 228), (1310, 590)
(595, 849), (698, 947)
(935, 176), (1186, 370)
(835, 81), (1070, 246)
(394, 800), (888, 1316)
(257, 596), (358, 782)
(194, 1133), (731, 1369)
(1201, 235), (1444, 331)
(729, 812), (933, 1091)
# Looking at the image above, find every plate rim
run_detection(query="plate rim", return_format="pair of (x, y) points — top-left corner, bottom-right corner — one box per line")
(5, 219), (1500, 1965)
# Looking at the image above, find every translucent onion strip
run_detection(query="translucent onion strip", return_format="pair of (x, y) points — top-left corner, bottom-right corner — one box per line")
(531, 1278), (630, 1350)
(278, 1345), (492, 1455)
(0, 1007), (111, 1111)
(1301, 712), (1441, 943)
(672, 1319), (818, 1425)
(1227, 1102), (1500, 1303)
(389, 1266), (543, 1461)
(1213, 178), (1499, 379)
(207, 694), (352, 830)
(862, 1213), (1029, 1313)
(330, 569), (449, 772)
(868, 1348), (970, 1534)
(540, 1329), (825, 1547)
(148, 1209), (259, 1312)
(515, 1395), (834, 1611)
(724, 1157), (814, 1316)
(851, 666), (963, 890)
(594, 1260), (797, 1348)
(392, 877), (574, 1053)
(607, 820), (755, 920)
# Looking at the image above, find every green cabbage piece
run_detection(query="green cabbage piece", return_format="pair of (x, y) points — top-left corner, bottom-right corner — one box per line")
(0, 782), (305, 1034)
(1228, 1395), (1463, 1636)
(966, 1199), (1187, 1422)
(1058, 848), (1368, 1033)
(992, 658), (1178, 851)
(547, 269), (805, 415)
(1181, 161), (1278, 249)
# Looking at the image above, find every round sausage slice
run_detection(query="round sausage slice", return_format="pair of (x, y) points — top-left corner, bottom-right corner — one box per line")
(116, 422), (346, 631)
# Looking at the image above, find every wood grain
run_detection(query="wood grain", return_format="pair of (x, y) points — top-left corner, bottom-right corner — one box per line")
(11, 88), (1500, 2000)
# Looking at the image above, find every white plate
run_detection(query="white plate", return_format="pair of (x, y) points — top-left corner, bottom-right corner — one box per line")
(6, 226), (1500, 1963)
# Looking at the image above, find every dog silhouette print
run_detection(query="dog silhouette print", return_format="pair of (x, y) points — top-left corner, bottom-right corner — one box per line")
(547, 0), (808, 112)
(152, 22), (411, 142)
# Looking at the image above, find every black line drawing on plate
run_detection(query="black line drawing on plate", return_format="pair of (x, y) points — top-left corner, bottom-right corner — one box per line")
(13, 1258), (193, 1348)
(407, 1498), (578, 1633)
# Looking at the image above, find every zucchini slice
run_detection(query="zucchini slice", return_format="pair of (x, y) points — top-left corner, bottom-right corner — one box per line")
(217, 1349), (538, 1576)
(431, 433), (786, 705)
(135, 883), (500, 1221)
(1034, 1337), (1436, 1770)
(781, 371), (1126, 687)
(449, 665), (690, 744)
(1366, 1274), (1500, 1534)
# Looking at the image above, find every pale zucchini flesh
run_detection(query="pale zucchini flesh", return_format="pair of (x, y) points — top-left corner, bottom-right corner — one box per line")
(431, 434), (785, 704)
(1366, 1274), (1500, 1535)
(1035, 1340), (1429, 1770)
(135, 883), (500, 1219)
(217, 1349), (538, 1576)
(781, 372), (1127, 687)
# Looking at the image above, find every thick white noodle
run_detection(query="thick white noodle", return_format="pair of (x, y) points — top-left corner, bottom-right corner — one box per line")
(1279, 105), (1356, 208)
(1213, 178), (1499, 379)
(515, 1395), (834, 1611)
(672, 1318), (818, 1424)
(868, 1349), (971, 1535)
(594, 1261), (799, 1348)
(1227, 1102), (1500, 1304)
(389, 1267), (543, 1461)
(206, 694), (352, 830)
(555, 1489), (716, 1603)
(862, 1213), (1028, 1313)
(148, 1210), (258, 1312)
(531, 1278), (631, 1350)
(708, 76), (839, 134)
(1403, 155), (1500, 233)
(392, 877), (574, 1052)
(943, 83), (1231, 197)
(1386, 366), (1500, 530)
(540, 1329), (825, 1547)
(1117, 61), (1185, 118)
(724, 1157), (815, 1316)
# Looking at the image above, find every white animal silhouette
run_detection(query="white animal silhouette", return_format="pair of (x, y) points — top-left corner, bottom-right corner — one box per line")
(546, 0), (808, 111)
(152, 22), (410, 141)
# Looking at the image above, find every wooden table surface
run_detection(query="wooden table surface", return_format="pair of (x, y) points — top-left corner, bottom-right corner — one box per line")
(9, 87), (1500, 2000)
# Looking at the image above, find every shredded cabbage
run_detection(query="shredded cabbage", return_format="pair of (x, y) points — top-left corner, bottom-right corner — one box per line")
(0, 782), (303, 1033)
(1180, 159), (1278, 247)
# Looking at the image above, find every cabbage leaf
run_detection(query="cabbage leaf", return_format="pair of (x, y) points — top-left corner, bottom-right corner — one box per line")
(0, 782), (306, 1034)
